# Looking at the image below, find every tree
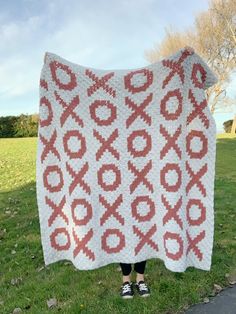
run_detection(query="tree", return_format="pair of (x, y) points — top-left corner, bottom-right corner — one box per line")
(0, 116), (18, 138)
(193, 0), (236, 114)
(13, 114), (39, 137)
(144, 0), (236, 115)
(0, 114), (39, 138)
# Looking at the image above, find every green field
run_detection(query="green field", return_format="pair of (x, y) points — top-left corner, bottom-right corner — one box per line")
(0, 135), (236, 313)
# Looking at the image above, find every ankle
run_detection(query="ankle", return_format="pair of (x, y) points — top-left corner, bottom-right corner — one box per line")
(136, 274), (144, 283)
(122, 275), (131, 283)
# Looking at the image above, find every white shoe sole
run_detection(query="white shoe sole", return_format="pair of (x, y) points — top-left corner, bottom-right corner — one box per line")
(121, 295), (134, 299)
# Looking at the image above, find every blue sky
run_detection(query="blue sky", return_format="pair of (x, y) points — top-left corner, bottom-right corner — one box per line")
(0, 0), (235, 132)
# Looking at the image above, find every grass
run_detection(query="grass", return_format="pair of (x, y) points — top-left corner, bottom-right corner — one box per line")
(0, 135), (235, 313)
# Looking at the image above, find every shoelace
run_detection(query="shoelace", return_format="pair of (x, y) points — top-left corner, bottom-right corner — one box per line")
(122, 283), (132, 293)
(138, 282), (148, 291)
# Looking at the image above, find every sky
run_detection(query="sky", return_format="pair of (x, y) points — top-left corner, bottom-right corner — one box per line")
(0, 0), (235, 133)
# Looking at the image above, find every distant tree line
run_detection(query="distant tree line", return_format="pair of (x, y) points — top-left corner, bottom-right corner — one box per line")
(0, 114), (39, 138)
(0, 113), (235, 138)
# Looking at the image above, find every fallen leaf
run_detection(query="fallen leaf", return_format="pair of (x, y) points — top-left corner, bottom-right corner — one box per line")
(10, 277), (23, 286)
(213, 283), (223, 293)
(12, 308), (22, 314)
(227, 273), (236, 285)
(203, 297), (209, 303)
(47, 298), (57, 309)
(37, 266), (45, 272)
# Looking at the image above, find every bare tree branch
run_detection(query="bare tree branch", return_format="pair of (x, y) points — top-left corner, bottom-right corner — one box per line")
(144, 0), (236, 117)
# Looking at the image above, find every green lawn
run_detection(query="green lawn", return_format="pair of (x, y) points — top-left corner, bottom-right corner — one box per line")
(0, 135), (235, 314)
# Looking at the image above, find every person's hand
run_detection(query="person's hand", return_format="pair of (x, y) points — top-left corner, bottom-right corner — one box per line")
(184, 46), (194, 53)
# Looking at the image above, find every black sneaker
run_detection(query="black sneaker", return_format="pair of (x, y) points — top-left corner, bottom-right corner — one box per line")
(120, 281), (134, 299)
(135, 280), (151, 297)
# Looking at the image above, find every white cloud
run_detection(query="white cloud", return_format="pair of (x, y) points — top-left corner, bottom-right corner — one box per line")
(2, 0), (227, 125)
(0, 56), (38, 98)
(0, 15), (43, 52)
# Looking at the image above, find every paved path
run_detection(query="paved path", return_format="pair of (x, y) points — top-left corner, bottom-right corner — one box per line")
(185, 284), (236, 314)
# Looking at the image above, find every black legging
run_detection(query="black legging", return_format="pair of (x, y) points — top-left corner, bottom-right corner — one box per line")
(120, 260), (147, 276)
